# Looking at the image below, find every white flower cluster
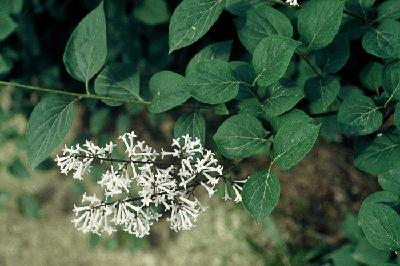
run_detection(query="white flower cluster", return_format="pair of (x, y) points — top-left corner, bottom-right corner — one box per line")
(55, 132), (247, 237)
(286, 0), (299, 6)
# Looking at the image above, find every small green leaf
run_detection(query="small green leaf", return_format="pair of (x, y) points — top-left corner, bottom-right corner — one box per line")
(18, 194), (40, 219)
(272, 121), (321, 170)
(8, 159), (30, 180)
(304, 75), (341, 113)
(270, 109), (313, 132)
(225, 0), (269, 15)
(63, 1), (107, 83)
(89, 108), (109, 134)
(354, 129), (400, 174)
(298, 0), (345, 51)
(345, 0), (375, 18)
(242, 170), (280, 222)
(252, 35), (301, 87)
(360, 61), (384, 91)
(174, 112), (206, 144)
(186, 40), (233, 76)
(359, 202), (400, 251)
(235, 6), (293, 53)
(133, 0), (169, 26)
(379, 168), (400, 194)
(352, 238), (391, 265)
(382, 60), (400, 102)
(214, 114), (269, 159)
(362, 19), (400, 59)
(330, 244), (358, 266)
(0, 11), (17, 41)
(0, 0), (23, 14)
(148, 71), (190, 113)
(168, 0), (225, 52)
(376, 0), (400, 21)
(94, 64), (141, 106)
(315, 34), (349, 74)
(238, 98), (265, 118)
(0, 54), (11, 75)
(27, 96), (74, 168)
(337, 94), (382, 135)
(214, 103), (229, 115)
(185, 59), (240, 104)
(262, 79), (303, 117)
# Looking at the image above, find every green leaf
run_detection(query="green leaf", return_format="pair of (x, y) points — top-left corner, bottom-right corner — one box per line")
(238, 98), (265, 118)
(26, 96), (74, 168)
(185, 59), (240, 104)
(18, 194), (40, 219)
(330, 244), (358, 266)
(168, 0), (225, 53)
(63, 1), (107, 83)
(214, 103), (229, 115)
(359, 191), (399, 225)
(0, 0), (23, 14)
(304, 75), (341, 113)
(262, 79), (303, 118)
(272, 121), (321, 170)
(148, 71), (190, 113)
(0, 11), (17, 41)
(395, 102), (400, 128)
(352, 238), (391, 265)
(174, 112), (206, 144)
(230, 61), (256, 85)
(186, 40), (233, 76)
(133, 0), (169, 26)
(360, 61), (384, 91)
(242, 170), (280, 222)
(354, 129), (400, 174)
(379, 168), (400, 194)
(213, 114), (269, 159)
(376, 0), (400, 21)
(8, 159), (30, 180)
(362, 19), (400, 59)
(235, 6), (293, 53)
(382, 60), (400, 102)
(94, 64), (141, 106)
(270, 109), (313, 132)
(359, 202), (400, 251)
(252, 35), (301, 87)
(345, 0), (374, 18)
(0, 54), (11, 75)
(315, 34), (349, 74)
(342, 213), (363, 241)
(225, 0), (269, 15)
(298, 0), (345, 51)
(89, 108), (109, 135)
(337, 94), (382, 135)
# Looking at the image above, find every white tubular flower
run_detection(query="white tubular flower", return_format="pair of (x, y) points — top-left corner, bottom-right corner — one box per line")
(137, 164), (177, 209)
(119, 132), (158, 160)
(224, 179), (248, 203)
(223, 183), (231, 201)
(98, 164), (131, 198)
(162, 134), (203, 158)
(168, 196), (201, 231)
(55, 141), (115, 180)
(72, 193), (116, 235)
(286, 0), (299, 6)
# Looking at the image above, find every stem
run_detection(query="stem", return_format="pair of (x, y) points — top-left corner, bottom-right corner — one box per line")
(343, 9), (365, 21)
(298, 53), (322, 78)
(85, 80), (90, 95)
(309, 111), (338, 118)
(0, 80), (151, 105)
